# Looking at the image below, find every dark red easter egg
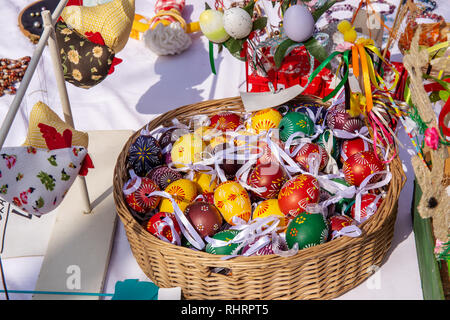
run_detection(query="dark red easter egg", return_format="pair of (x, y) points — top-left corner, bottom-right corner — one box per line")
(215, 143), (243, 180)
(343, 151), (385, 187)
(248, 163), (288, 199)
(124, 176), (160, 213)
(292, 142), (329, 172)
(329, 214), (355, 239)
(185, 201), (223, 238)
(210, 112), (242, 132)
(350, 193), (383, 223)
(278, 174), (320, 218)
(326, 103), (364, 133)
(146, 211), (181, 242)
(147, 165), (182, 191)
(340, 138), (370, 163)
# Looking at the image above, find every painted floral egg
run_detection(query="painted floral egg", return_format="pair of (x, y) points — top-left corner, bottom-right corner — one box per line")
(283, 5), (315, 43)
(128, 135), (163, 176)
(350, 193), (383, 223)
(159, 178), (198, 213)
(185, 201), (223, 238)
(329, 214), (356, 239)
(285, 212), (329, 250)
(340, 137), (370, 163)
(292, 142), (329, 172)
(250, 108), (283, 134)
(158, 127), (190, 153)
(254, 137), (284, 165)
(210, 112), (242, 132)
(146, 211), (181, 243)
(248, 163), (288, 199)
(252, 199), (286, 229)
(293, 102), (328, 126)
(241, 235), (288, 256)
(215, 143), (244, 180)
(214, 181), (252, 225)
(278, 112), (315, 142)
(124, 176), (160, 214)
(343, 151), (385, 187)
(192, 172), (218, 194)
(205, 229), (242, 255)
(146, 165), (182, 191)
(222, 7), (253, 39)
(199, 9), (230, 43)
(314, 129), (340, 160)
(326, 104), (364, 133)
(170, 133), (206, 168)
(278, 174), (320, 218)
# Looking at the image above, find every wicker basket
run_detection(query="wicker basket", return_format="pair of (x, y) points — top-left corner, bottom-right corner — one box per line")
(113, 95), (406, 300)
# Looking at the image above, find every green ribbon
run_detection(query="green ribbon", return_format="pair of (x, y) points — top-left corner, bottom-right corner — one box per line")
(209, 41), (216, 75)
(308, 50), (350, 102)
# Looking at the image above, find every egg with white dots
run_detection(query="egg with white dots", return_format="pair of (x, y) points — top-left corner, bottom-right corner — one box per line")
(222, 7), (253, 39)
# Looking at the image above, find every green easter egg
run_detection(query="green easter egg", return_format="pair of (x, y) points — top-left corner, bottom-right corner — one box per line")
(278, 112), (315, 142)
(205, 229), (242, 255)
(286, 212), (329, 250)
(314, 129), (340, 160)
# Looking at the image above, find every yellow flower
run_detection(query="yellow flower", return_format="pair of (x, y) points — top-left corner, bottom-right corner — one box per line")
(72, 69), (82, 81)
(60, 28), (72, 35)
(92, 46), (103, 58)
(91, 75), (102, 81)
(67, 49), (79, 64)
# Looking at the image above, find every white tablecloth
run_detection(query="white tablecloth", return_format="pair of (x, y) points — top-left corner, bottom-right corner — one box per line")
(0, 0), (447, 300)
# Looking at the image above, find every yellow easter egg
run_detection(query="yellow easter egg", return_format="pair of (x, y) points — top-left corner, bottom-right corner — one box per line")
(214, 181), (252, 225)
(170, 133), (206, 168)
(159, 179), (198, 213)
(251, 108), (282, 134)
(208, 134), (230, 150)
(253, 199), (286, 229)
(194, 126), (221, 142)
(193, 172), (218, 193)
(234, 130), (256, 147)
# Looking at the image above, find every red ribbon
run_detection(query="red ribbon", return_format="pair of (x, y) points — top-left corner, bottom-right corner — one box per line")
(439, 97), (450, 137)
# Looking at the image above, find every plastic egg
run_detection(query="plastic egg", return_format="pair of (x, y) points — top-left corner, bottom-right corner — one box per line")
(214, 181), (252, 224)
(250, 108), (283, 134)
(222, 7), (253, 40)
(283, 5), (315, 43)
(170, 133), (206, 168)
(159, 179), (198, 213)
(199, 9), (230, 43)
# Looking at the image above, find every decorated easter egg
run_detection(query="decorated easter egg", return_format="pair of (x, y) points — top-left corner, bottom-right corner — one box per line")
(283, 5), (315, 42)
(146, 212), (181, 243)
(278, 174), (320, 218)
(128, 135), (163, 176)
(215, 143), (244, 180)
(250, 108), (283, 134)
(252, 199), (286, 228)
(170, 133), (206, 168)
(350, 193), (383, 223)
(210, 112), (242, 132)
(286, 212), (329, 249)
(208, 135), (230, 151)
(159, 179), (198, 213)
(158, 127), (190, 153)
(293, 102), (328, 126)
(278, 112), (315, 142)
(214, 181), (252, 224)
(185, 201), (223, 238)
(248, 163), (288, 199)
(205, 229), (242, 255)
(327, 178), (355, 215)
(276, 104), (291, 116)
(199, 9), (230, 43)
(233, 130), (256, 147)
(343, 151), (385, 187)
(292, 142), (329, 172)
(326, 104), (364, 133)
(255, 138), (284, 165)
(329, 214), (356, 239)
(222, 7), (253, 39)
(147, 165), (182, 191)
(314, 129), (340, 160)
(241, 235), (288, 256)
(124, 176), (160, 214)
(340, 137), (370, 163)
(192, 172), (218, 193)
(195, 192), (215, 205)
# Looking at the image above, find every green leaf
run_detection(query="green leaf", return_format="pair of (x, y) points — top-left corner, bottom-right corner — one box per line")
(274, 38), (297, 69)
(312, 0), (339, 22)
(252, 17), (268, 31)
(243, 0), (255, 16)
(223, 37), (246, 55)
(304, 37), (330, 66)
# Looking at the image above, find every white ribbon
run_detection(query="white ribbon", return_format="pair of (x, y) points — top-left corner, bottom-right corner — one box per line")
(331, 224), (363, 240)
(155, 216), (182, 246)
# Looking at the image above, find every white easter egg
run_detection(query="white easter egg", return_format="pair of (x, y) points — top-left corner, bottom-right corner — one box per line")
(199, 9), (230, 43)
(283, 5), (315, 42)
(222, 7), (253, 39)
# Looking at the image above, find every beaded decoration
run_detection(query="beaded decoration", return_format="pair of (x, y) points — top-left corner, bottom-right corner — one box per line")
(0, 57), (31, 96)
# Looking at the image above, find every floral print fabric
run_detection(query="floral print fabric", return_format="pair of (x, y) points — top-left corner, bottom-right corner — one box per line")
(56, 21), (115, 89)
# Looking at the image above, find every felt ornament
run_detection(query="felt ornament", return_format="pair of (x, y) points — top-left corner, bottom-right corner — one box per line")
(23, 101), (89, 149)
(0, 123), (93, 217)
(60, 0), (135, 53)
(55, 21), (119, 89)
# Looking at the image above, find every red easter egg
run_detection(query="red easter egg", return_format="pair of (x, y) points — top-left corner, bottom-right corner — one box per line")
(248, 163), (288, 199)
(292, 142), (329, 172)
(146, 212), (181, 242)
(326, 103), (364, 133)
(210, 112), (242, 132)
(340, 138), (370, 162)
(278, 174), (320, 218)
(329, 215), (354, 232)
(350, 194), (383, 223)
(185, 201), (223, 238)
(255, 138), (284, 165)
(343, 151), (385, 187)
(124, 176), (160, 213)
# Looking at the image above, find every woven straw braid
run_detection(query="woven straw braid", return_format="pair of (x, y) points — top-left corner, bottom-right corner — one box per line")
(113, 95), (406, 300)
